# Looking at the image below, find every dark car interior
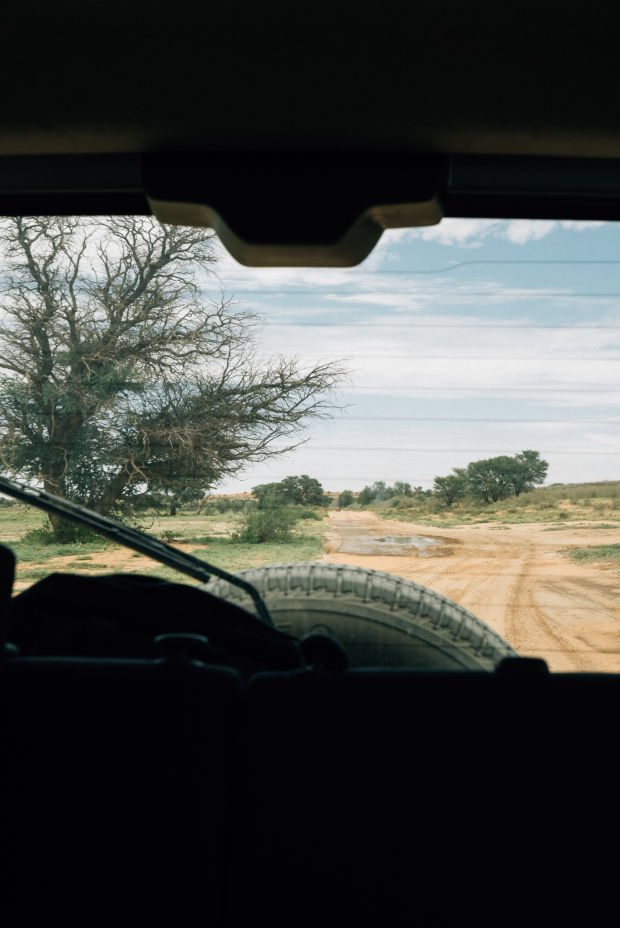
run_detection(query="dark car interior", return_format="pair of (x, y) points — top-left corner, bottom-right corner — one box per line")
(2, 1), (620, 918)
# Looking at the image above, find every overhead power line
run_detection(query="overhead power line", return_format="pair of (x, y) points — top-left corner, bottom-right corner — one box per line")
(307, 446), (620, 456)
(262, 321), (620, 330)
(336, 415), (620, 423)
(343, 385), (620, 394)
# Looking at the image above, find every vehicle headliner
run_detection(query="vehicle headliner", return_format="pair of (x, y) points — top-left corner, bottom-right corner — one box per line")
(1, 1), (618, 264)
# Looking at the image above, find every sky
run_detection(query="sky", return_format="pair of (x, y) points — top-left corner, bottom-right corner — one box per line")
(204, 218), (620, 494)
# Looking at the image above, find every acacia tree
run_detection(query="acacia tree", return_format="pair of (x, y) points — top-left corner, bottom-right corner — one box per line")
(0, 217), (345, 538)
(433, 471), (467, 507)
(509, 450), (549, 496)
(466, 456), (515, 503)
(252, 475), (325, 508)
(466, 452), (548, 504)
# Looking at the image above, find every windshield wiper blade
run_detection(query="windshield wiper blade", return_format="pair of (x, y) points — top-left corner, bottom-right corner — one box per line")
(0, 475), (274, 627)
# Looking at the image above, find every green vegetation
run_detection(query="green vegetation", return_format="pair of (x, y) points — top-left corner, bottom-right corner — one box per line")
(252, 475), (327, 508)
(2, 502), (329, 592)
(567, 544), (620, 564)
(22, 524), (102, 546)
(234, 507), (296, 543)
(543, 523), (619, 532)
(367, 480), (620, 527)
(203, 497), (255, 515)
(358, 481), (429, 505)
(140, 530), (326, 582)
(433, 473), (467, 508)
(434, 451), (548, 507)
(338, 490), (355, 508)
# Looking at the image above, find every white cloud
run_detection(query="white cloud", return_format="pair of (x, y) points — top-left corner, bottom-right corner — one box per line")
(396, 218), (605, 249)
(560, 221), (604, 231)
(408, 219), (500, 247)
(503, 220), (557, 244)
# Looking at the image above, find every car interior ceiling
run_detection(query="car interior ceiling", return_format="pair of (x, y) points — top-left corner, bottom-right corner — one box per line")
(2, 1), (620, 918)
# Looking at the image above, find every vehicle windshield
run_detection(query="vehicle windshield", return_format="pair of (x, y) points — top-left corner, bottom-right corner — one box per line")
(1, 216), (618, 672)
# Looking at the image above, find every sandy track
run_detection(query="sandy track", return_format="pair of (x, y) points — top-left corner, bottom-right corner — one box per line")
(323, 511), (620, 672)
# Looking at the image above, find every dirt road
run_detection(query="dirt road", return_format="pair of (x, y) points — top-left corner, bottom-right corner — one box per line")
(323, 511), (620, 672)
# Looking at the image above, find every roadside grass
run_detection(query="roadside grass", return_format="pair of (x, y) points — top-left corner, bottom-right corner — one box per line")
(11, 538), (110, 564)
(1, 504), (329, 591)
(543, 523), (620, 532)
(566, 544), (620, 564)
(138, 529), (326, 583)
(0, 505), (53, 542)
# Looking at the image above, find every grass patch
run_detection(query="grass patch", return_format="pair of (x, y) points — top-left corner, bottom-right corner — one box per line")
(183, 534), (226, 545)
(544, 523), (620, 532)
(567, 544), (620, 563)
(138, 533), (326, 583)
(8, 538), (110, 564)
(20, 527), (58, 546)
(17, 566), (55, 582)
(7, 506), (329, 591)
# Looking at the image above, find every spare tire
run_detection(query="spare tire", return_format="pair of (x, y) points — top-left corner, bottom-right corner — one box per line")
(203, 561), (518, 671)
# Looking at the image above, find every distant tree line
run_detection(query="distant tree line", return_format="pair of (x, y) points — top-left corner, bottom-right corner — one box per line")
(356, 481), (431, 506)
(433, 450), (549, 507)
(336, 451), (549, 511)
(252, 475), (328, 508)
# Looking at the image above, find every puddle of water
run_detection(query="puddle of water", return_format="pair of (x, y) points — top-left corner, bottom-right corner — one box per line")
(339, 534), (443, 557)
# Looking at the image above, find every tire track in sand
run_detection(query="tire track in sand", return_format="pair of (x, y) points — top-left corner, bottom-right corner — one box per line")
(324, 511), (620, 671)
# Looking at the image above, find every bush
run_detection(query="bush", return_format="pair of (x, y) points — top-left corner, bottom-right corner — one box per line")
(296, 508), (323, 520)
(21, 526), (57, 546)
(204, 497), (255, 515)
(22, 520), (102, 546)
(183, 534), (219, 545)
(338, 490), (355, 508)
(252, 475), (325, 508)
(358, 486), (377, 506)
(389, 496), (415, 509)
(234, 507), (295, 543)
(159, 530), (183, 543)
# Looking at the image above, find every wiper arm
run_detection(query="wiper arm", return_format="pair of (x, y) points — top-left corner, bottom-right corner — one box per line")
(0, 475), (274, 627)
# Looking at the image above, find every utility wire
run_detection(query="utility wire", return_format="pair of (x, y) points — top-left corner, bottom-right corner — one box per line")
(306, 446), (620, 456)
(333, 415), (620, 423)
(261, 321), (620, 329)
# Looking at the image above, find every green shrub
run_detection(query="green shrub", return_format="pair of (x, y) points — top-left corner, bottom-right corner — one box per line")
(296, 508), (323, 520)
(22, 520), (101, 546)
(17, 566), (52, 582)
(568, 544), (620, 563)
(234, 507), (295, 543)
(20, 526), (57, 546)
(204, 497), (255, 515)
(159, 529), (183, 543)
(338, 490), (355, 508)
(183, 534), (221, 545)
(391, 497), (416, 510)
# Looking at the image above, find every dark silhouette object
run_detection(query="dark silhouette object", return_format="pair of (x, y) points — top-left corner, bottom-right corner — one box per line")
(0, 544), (14, 653)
